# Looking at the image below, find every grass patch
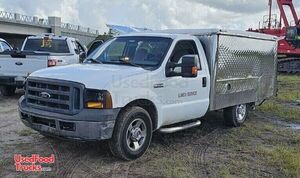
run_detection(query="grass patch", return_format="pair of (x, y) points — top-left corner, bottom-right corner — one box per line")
(0, 159), (11, 174)
(278, 75), (300, 84)
(147, 148), (194, 178)
(263, 146), (300, 178)
(276, 75), (300, 102)
(218, 167), (234, 178)
(17, 129), (34, 136)
(277, 90), (300, 102)
(258, 101), (300, 122)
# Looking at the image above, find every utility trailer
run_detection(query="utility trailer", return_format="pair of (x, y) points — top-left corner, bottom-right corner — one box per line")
(19, 29), (277, 160)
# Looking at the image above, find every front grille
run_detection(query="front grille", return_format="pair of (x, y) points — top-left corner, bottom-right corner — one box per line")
(25, 78), (84, 114)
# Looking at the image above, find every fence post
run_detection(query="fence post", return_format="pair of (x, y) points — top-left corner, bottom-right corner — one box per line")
(14, 13), (21, 21)
(33, 16), (39, 24)
(48, 16), (61, 35)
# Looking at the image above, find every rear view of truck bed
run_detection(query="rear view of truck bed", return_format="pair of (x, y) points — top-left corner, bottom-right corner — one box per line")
(197, 30), (277, 110)
(0, 51), (49, 95)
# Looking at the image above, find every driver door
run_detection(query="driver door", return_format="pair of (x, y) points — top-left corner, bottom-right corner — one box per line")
(159, 39), (210, 126)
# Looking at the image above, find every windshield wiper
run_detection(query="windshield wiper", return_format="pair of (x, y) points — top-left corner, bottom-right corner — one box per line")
(85, 58), (102, 64)
(111, 58), (142, 68)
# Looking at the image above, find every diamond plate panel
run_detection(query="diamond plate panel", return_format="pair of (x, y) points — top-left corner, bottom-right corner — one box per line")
(212, 35), (277, 110)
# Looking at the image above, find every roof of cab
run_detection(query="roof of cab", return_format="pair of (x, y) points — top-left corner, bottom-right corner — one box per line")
(118, 29), (277, 41)
(27, 33), (76, 40)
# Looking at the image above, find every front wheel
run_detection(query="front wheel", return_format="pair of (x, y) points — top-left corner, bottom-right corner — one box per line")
(223, 104), (248, 127)
(109, 107), (152, 160)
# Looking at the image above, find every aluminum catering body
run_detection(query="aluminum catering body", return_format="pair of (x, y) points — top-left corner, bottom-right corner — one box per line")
(188, 29), (277, 110)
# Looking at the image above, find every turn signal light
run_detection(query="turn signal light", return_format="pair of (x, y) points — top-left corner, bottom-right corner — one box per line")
(87, 101), (104, 109)
(192, 66), (198, 75)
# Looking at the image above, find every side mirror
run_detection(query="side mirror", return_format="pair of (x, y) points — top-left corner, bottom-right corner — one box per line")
(13, 47), (19, 51)
(74, 48), (80, 54)
(166, 55), (199, 78)
(181, 55), (199, 78)
(79, 52), (87, 63)
(80, 51), (86, 58)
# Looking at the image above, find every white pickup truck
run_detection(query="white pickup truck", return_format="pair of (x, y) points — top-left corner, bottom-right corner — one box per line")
(0, 34), (87, 96)
(19, 29), (277, 160)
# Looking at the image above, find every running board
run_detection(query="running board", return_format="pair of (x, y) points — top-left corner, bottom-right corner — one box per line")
(159, 120), (201, 133)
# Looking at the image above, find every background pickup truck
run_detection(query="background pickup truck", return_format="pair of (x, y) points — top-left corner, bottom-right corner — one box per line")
(22, 33), (87, 64)
(18, 29), (277, 160)
(0, 33), (87, 96)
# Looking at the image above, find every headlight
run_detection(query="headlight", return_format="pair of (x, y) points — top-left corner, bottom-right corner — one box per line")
(84, 89), (112, 109)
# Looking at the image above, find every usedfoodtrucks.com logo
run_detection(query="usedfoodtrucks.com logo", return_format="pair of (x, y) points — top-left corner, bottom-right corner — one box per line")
(14, 154), (55, 172)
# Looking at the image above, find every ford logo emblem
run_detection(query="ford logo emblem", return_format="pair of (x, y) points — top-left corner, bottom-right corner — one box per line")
(39, 92), (51, 99)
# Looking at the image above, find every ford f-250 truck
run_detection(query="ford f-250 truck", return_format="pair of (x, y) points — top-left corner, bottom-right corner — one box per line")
(19, 29), (277, 160)
(0, 34), (87, 96)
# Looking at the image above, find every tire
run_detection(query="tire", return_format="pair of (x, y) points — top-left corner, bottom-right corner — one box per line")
(223, 104), (248, 127)
(0, 85), (16, 96)
(109, 106), (152, 160)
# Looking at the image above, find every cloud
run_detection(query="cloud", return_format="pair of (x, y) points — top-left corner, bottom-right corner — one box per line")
(187, 0), (266, 13)
(0, 0), (299, 33)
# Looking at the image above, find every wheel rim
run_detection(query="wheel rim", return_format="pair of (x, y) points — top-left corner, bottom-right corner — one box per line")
(236, 104), (246, 121)
(126, 118), (147, 151)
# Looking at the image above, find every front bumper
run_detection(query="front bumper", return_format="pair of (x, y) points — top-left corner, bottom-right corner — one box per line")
(18, 96), (120, 141)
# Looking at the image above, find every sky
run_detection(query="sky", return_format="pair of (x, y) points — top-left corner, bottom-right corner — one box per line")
(0, 0), (300, 33)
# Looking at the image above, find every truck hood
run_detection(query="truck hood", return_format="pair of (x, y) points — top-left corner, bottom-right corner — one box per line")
(30, 64), (149, 89)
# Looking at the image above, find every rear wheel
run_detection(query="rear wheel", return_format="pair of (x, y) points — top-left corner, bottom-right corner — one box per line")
(0, 85), (16, 96)
(223, 104), (248, 127)
(109, 107), (152, 160)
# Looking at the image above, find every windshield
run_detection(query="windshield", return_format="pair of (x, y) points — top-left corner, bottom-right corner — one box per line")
(23, 39), (70, 53)
(85, 37), (172, 69)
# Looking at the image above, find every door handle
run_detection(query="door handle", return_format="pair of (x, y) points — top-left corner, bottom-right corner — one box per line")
(15, 62), (23, 66)
(202, 77), (207, 87)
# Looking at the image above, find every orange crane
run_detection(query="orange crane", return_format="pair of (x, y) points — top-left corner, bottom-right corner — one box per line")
(248, 0), (300, 73)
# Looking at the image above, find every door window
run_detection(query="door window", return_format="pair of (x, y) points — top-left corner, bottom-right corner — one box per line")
(168, 40), (201, 73)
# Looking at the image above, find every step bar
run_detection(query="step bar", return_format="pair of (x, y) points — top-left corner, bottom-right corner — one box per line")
(159, 120), (201, 134)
